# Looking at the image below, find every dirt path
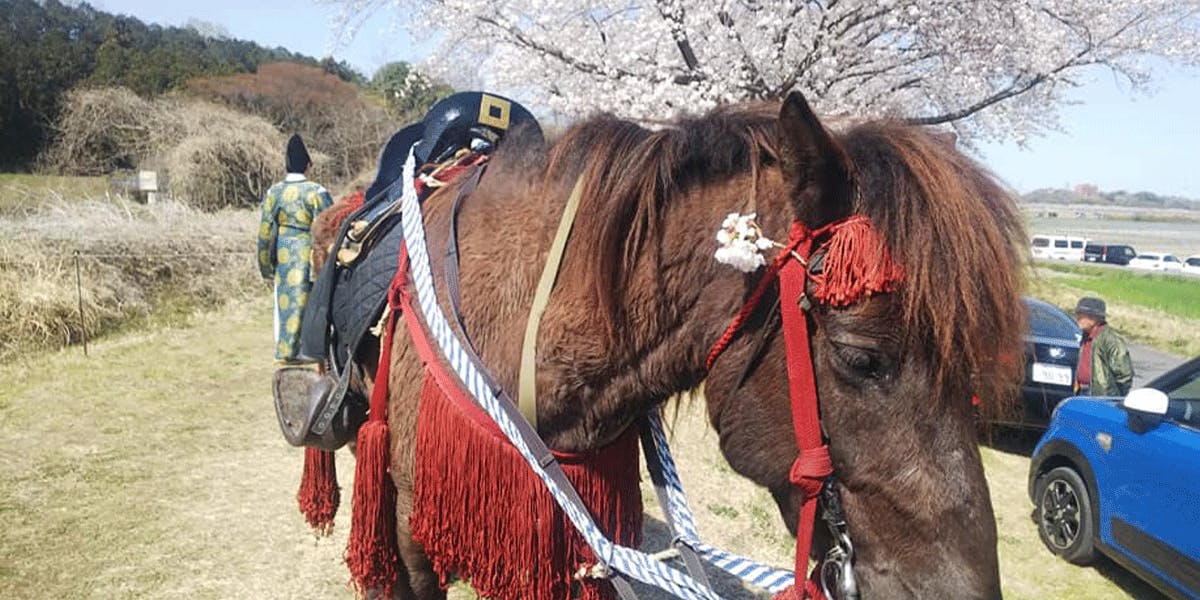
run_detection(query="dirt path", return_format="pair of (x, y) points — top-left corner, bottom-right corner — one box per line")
(0, 299), (1158, 599)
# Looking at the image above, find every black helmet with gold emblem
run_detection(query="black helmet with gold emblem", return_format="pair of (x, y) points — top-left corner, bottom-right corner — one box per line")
(413, 91), (542, 165)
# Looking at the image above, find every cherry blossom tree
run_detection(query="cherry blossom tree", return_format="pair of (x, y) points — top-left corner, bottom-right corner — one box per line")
(327, 0), (1200, 143)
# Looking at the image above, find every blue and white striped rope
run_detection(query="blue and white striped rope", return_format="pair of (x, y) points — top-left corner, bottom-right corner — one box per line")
(644, 410), (797, 593)
(396, 149), (726, 600)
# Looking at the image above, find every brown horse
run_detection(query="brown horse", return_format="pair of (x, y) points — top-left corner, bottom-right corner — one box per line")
(325, 92), (1025, 599)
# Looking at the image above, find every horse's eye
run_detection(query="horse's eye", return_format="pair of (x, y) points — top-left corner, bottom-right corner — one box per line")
(831, 343), (888, 380)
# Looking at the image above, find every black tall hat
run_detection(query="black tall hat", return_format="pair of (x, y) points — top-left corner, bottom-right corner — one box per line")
(286, 134), (311, 173)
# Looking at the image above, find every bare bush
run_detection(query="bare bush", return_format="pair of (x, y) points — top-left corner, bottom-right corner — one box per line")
(40, 87), (306, 210)
(38, 88), (178, 176)
(185, 62), (393, 184)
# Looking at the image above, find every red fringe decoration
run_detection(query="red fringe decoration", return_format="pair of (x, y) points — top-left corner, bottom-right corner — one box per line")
(345, 286), (402, 597)
(345, 420), (399, 597)
(410, 375), (643, 600)
(812, 216), (904, 307)
(297, 447), (340, 536)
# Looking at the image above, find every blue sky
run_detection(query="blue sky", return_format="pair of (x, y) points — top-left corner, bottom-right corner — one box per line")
(94, 0), (1200, 198)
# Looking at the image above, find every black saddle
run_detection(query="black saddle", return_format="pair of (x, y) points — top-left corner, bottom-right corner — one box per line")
(284, 91), (542, 450)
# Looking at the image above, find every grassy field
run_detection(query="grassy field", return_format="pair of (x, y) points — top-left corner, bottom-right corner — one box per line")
(0, 299), (1164, 599)
(0, 174), (108, 213)
(1028, 263), (1200, 356)
(1038, 263), (1200, 320)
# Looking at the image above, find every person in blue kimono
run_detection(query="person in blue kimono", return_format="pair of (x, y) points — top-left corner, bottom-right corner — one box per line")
(258, 134), (334, 363)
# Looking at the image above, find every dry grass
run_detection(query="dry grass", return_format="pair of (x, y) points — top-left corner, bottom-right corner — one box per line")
(0, 196), (259, 360)
(0, 299), (1164, 600)
(0, 298), (357, 600)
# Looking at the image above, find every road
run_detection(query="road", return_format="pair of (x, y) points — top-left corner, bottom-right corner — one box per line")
(1129, 342), (1186, 387)
(1033, 257), (1200, 278)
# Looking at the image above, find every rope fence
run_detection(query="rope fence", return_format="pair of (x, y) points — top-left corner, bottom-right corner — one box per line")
(65, 251), (257, 259)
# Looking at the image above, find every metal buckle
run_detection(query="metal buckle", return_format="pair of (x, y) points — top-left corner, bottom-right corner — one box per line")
(819, 477), (860, 600)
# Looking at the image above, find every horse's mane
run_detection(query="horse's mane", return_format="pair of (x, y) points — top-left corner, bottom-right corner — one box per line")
(542, 106), (780, 338)
(537, 103), (1025, 412)
(839, 123), (1027, 414)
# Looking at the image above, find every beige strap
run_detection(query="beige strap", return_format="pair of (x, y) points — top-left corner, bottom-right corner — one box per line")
(519, 177), (586, 428)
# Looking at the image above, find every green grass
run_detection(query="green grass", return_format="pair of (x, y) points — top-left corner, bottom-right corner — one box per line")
(0, 173), (108, 211)
(981, 433), (1162, 599)
(0, 300), (1165, 599)
(1038, 263), (1200, 320)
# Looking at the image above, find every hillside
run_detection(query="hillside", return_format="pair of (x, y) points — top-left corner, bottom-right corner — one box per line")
(0, 0), (362, 169)
(1022, 187), (1200, 211)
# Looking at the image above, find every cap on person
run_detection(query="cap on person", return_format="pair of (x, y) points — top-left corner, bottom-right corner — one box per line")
(1075, 297), (1107, 321)
(286, 134), (311, 174)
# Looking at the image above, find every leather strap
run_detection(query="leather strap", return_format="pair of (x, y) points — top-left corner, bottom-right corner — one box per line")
(309, 357), (356, 436)
(445, 167), (487, 346)
(518, 177), (586, 428)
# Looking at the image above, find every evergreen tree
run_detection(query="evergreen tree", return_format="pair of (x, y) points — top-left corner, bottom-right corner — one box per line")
(0, 0), (364, 170)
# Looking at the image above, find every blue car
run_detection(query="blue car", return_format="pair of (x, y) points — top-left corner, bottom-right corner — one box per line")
(1029, 356), (1200, 599)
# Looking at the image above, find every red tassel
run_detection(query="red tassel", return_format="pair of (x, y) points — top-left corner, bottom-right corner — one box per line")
(297, 447), (340, 536)
(345, 290), (401, 597)
(410, 374), (643, 600)
(814, 216), (903, 307)
(345, 420), (399, 597)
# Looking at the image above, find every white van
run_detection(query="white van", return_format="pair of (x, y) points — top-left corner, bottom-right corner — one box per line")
(1031, 235), (1088, 261)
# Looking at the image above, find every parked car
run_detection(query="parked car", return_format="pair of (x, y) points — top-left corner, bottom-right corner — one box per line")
(1083, 242), (1138, 266)
(1017, 298), (1082, 428)
(1029, 356), (1200, 600)
(1032, 235), (1088, 261)
(1183, 255), (1200, 275)
(1127, 252), (1184, 272)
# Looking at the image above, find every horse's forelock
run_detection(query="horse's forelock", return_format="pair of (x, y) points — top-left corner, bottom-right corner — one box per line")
(839, 123), (1027, 417)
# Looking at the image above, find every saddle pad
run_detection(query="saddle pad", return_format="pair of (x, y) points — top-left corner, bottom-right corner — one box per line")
(328, 216), (405, 366)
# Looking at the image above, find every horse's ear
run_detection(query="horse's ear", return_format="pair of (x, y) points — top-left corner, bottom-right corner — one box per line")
(932, 130), (958, 148)
(777, 91), (852, 224)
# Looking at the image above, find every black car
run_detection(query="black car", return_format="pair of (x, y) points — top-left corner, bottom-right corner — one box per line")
(1084, 243), (1138, 266)
(1018, 298), (1082, 428)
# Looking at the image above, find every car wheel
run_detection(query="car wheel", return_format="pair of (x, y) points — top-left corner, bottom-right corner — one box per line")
(1036, 466), (1096, 564)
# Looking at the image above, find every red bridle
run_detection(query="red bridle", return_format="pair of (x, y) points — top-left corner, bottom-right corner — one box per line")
(706, 215), (903, 600)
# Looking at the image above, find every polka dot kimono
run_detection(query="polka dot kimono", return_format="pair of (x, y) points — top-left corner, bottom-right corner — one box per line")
(257, 176), (333, 362)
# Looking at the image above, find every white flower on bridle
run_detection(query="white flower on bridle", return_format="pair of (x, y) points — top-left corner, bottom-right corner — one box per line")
(714, 212), (776, 272)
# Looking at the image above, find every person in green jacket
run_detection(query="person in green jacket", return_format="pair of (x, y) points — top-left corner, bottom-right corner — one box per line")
(1074, 297), (1135, 397)
(258, 134), (333, 364)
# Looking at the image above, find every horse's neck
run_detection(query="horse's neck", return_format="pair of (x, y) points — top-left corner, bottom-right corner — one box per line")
(445, 162), (754, 452)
